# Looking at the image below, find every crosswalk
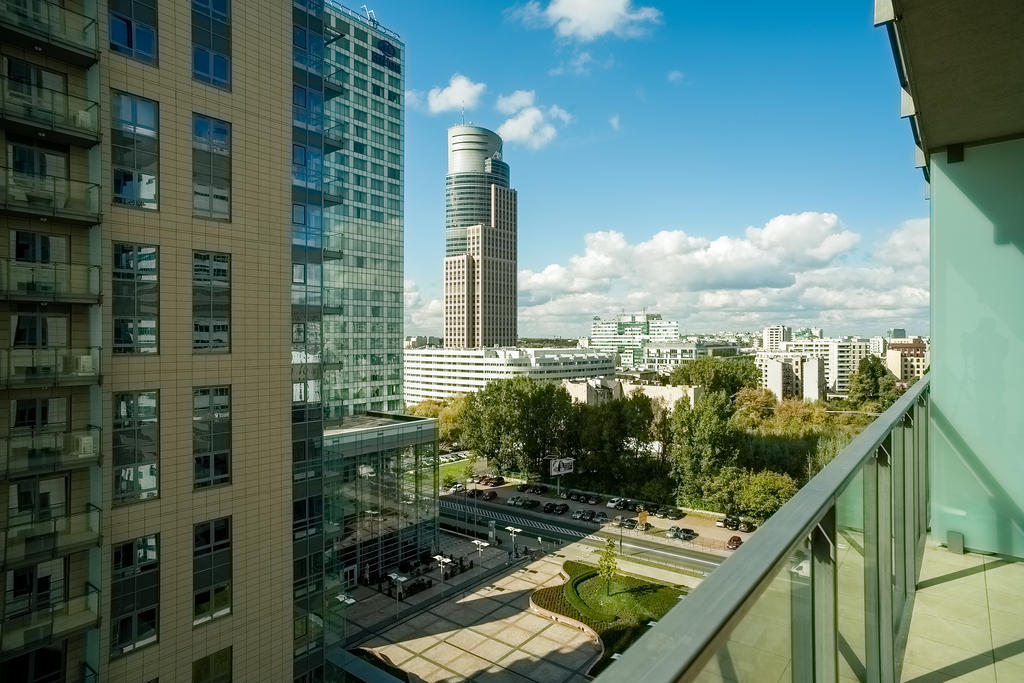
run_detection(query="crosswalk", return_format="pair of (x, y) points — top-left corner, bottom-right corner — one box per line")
(440, 500), (604, 542)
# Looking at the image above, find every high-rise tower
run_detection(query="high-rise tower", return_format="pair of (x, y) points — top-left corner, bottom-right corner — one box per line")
(443, 125), (518, 348)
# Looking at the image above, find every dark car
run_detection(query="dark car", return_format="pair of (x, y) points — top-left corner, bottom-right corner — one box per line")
(521, 499), (540, 510)
(739, 520), (756, 532)
(581, 510), (595, 522)
(587, 496), (600, 505)
(677, 528), (697, 541)
(614, 499), (627, 510)
(655, 507), (669, 518)
(543, 502), (557, 513)
(489, 476), (505, 486)
(517, 483), (529, 492)
(555, 503), (569, 515)
(466, 489), (480, 498)
(727, 535), (743, 550)
(666, 508), (683, 520)
(626, 501), (639, 512)
(506, 496), (520, 506)
(594, 511), (609, 524)
(622, 518), (638, 530)
(724, 516), (740, 530)
(482, 490), (497, 501)
(569, 492), (580, 501)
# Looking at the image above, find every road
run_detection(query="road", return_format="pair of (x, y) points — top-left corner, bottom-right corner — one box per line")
(439, 498), (723, 576)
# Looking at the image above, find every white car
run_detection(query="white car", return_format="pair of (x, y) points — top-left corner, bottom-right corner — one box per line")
(448, 483), (465, 493)
(606, 497), (622, 509)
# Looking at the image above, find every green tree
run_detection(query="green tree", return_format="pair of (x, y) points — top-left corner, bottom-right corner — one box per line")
(668, 357), (759, 396)
(438, 393), (469, 445)
(597, 539), (618, 595)
(736, 470), (798, 521)
(730, 387), (778, 432)
(705, 465), (747, 514)
(669, 391), (740, 507)
(847, 355), (903, 410)
(407, 399), (444, 419)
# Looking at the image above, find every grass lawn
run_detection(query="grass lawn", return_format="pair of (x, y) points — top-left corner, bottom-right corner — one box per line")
(532, 560), (686, 674)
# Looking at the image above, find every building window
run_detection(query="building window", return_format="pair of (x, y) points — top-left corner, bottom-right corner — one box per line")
(192, 114), (231, 219)
(192, 251), (230, 351)
(193, 386), (230, 488)
(112, 92), (159, 209)
(113, 392), (159, 504)
(113, 244), (158, 353)
(193, 518), (231, 626)
(192, 0), (230, 89)
(110, 0), (157, 63)
(111, 534), (159, 655)
(193, 647), (231, 683)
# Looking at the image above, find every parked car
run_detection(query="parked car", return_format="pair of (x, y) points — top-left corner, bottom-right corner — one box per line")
(635, 521), (651, 532)
(727, 535), (743, 550)
(517, 483), (529, 492)
(582, 510), (595, 522)
(614, 499), (627, 510)
(506, 496), (520, 506)
(610, 515), (623, 527)
(739, 520), (756, 533)
(606, 498), (622, 509)
(666, 508), (683, 520)
(522, 499), (539, 510)
(448, 483), (464, 493)
(543, 502), (556, 513)
(715, 517), (726, 527)
(555, 503), (569, 515)
(622, 518), (638, 530)
(530, 484), (548, 494)
(482, 490), (497, 501)
(466, 489), (480, 498)
(677, 528), (697, 541)
(587, 496), (600, 505)
(666, 526), (680, 538)
(513, 497), (526, 507)
(571, 509), (584, 520)
(594, 511), (609, 524)
(489, 476), (505, 486)
(724, 516), (740, 530)
(559, 490), (569, 499)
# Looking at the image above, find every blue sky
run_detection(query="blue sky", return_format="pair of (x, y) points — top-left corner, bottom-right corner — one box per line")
(380, 0), (929, 337)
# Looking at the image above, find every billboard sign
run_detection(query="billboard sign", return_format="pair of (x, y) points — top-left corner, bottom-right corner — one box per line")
(549, 458), (575, 476)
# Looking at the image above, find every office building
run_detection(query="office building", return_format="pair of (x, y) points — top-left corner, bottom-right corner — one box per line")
(761, 324), (792, 351)
(886, 327), (907, 339)
(442, 125), (517, 348)
(755, 353), (825, 402)
(598, 4), (1024, 682)
(403, 347), (615, 405)
(589, 313), (680, 368)
(0, 3), (435, 682)
(640, 341), (739, 374)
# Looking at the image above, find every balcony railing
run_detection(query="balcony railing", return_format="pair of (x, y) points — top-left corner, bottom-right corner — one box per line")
(0, 581), (99, 653)
(596, 377), (930, 683)
(0, 347), (100, 387)
(0, 0), (98, 61)
(0, 168), (99, 223)
(0, 259), (100, 302)
(0, 426), (100, 477)
(1, 503), (102, 568)
(0, 76), (100, 143)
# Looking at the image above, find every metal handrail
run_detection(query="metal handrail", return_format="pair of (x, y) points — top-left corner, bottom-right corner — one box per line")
(595, 376), (930, 682)
(0, 76), (99, 136)
(0, 0), (98, 53)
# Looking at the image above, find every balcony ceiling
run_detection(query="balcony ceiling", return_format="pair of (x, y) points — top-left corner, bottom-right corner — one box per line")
(894, 0), (1024, 150)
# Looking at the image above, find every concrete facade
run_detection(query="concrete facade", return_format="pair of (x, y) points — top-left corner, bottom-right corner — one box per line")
(589, 313), (679, 368)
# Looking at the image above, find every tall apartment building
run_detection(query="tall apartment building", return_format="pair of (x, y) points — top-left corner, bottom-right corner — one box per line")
(761, 324), (792, 351)
(0, 3), (436, 682)
(885, 337), (930, 382)
(442, 125), (517, 348)
(589, 313), (679, 368)
(755, 353), (825, 402)
(779, 337), (872, 395)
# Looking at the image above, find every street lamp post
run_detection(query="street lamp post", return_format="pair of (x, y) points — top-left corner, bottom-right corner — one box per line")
(387, 572), (408, 620)
(471, 539), (489, 571)
(504, 526), (521, 557)
(433, 554), (452, 587)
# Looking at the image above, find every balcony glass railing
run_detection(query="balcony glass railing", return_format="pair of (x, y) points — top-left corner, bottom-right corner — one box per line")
(0, 77), (99, 139)
(0, 426), (100, 477)
(1, 503), (101, 568)
(0, 347), (100, 387)
(0, 259), (100, 301)
(0, 0), (98, 55)
(596, 377), (930, 683)
(0, 168), (99, 221)
(0, 581), (99, 652)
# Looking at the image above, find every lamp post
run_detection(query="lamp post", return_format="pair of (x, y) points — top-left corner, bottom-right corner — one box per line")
(387, 572), (408, 619)
(471, 539), (489, 571)
(504, 526), (521, 557)
(335, 593), (356, 646)
(433, 554), (452, 587)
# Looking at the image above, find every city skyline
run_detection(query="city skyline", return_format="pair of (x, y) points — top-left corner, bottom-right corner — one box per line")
(391, 0), (929, 337)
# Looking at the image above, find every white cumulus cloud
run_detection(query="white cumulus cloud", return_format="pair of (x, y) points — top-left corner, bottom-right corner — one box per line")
(404, 280), (442, 333)
(427, 74), (487, 114)
(609, 114), (620, 130)
(667, 69), (684, 83)
(512, 0), (662, 41)
(496, 90), (536, 114)
(498, 104), (571, 150)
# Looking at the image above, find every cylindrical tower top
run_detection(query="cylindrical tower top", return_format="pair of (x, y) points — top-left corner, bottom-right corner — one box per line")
(448, 125), (503, 174)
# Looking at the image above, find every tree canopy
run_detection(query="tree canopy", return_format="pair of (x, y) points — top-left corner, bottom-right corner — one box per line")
(847, 355), (903, 410)
(668, 356), (759, 396)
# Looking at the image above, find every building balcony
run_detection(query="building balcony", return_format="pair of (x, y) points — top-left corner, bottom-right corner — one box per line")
(0, 169), (100, 224)
(80, 662), (98, 683)
(596, 378), (940, 682)
(0, 347), (100, 388)
(0, 426), (100, 478)
(0, 0), (98, 66)
(0, 259), (100, 303)
(1, 503), (101, 569)
(0, 581), (99, 654)
(0, 76), (100, 146)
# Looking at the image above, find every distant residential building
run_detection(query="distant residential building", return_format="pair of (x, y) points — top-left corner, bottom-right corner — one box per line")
(777, 337), (873, 395)
(870, 336), (888, 356)
(589, 313), (680, 367)
(562, 378), (704, 409)
(762, 325), (793, 351)
(641, 341), (740, 374)
(405, 335), (443, 349)
(404, 347), (615, 405)
(755, 353), (825, 401)
(886, 337), (931, 381)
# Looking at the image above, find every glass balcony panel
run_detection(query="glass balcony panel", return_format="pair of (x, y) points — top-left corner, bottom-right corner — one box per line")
(837, 465), (867, 681)
(0, 168), (99, 221)
(0, 347), (100, 386)
(0, 582), (99, 652)
(0, 259), (100, 301)
(0, 76), (99, 138)
(0, 0), (98, 55)
(1, 504), (101, 567)
(0, 427), (101, 477)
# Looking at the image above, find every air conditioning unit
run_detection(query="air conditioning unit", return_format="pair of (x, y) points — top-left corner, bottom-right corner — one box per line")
(75, 354), (95, 375)
(73, 434), (95, 456)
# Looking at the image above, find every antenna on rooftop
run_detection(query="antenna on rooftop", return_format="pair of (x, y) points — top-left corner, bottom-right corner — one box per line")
(361, 5), (377, 25)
